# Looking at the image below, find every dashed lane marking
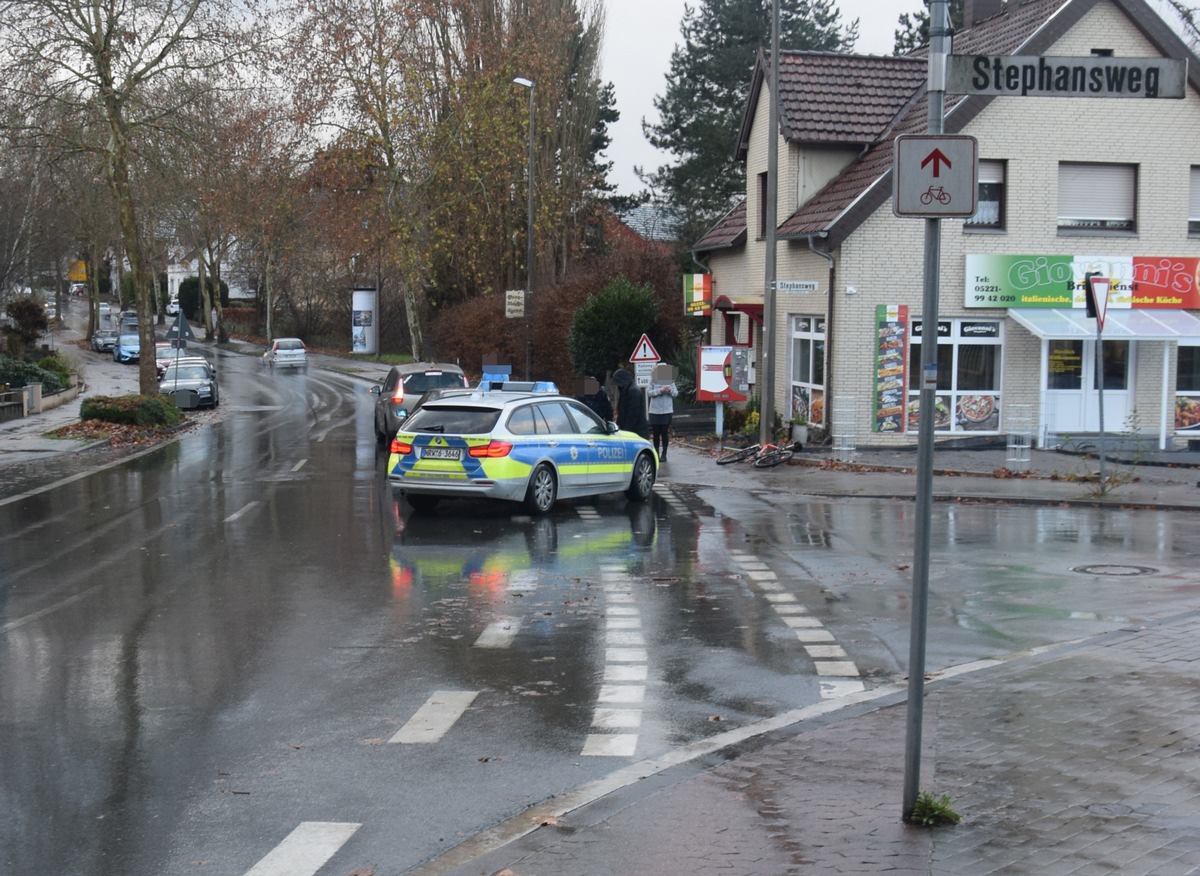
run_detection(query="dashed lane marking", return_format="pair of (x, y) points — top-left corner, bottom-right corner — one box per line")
(223, 501), (260, 523)
(242, 821), (360, 876)
(727, 549), (865, 698)
(389, 691), (480, 744)
(290, 459), (307, 472)
(585, 568), (649, 757)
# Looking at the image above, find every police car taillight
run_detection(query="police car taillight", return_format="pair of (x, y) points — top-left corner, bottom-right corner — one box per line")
(390, 438), (413, 455)
(468, 440), (513, 458)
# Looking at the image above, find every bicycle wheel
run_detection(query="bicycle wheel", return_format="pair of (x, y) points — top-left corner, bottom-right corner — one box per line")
(753, 447), (794, 468)
(717, 444), (760, 465)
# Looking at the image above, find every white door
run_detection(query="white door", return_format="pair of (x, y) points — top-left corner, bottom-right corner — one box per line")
(1044, 339), (1132, 433)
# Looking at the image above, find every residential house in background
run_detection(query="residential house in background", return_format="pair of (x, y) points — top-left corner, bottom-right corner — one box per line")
(693, 0), (1200, 448)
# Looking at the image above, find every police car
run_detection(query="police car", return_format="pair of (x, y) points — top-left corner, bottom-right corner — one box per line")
(385, 386), (657, 514)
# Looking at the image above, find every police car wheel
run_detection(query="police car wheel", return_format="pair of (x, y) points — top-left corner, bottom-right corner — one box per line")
(625, 452), (655, 502)
(524, 464), (557, 515)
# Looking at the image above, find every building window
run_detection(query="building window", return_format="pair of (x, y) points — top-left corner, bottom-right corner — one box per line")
(789, 316), (825, 425)
(757, 172), (768, 238)
(965, 160), (1005, 230)
(908, 319), (1003, 432)
(1189, 167), (1200, 236)
(1057, 162), (1136, 232)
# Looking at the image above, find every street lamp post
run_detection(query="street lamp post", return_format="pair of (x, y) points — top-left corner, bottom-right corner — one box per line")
(514, 76), (534, 380)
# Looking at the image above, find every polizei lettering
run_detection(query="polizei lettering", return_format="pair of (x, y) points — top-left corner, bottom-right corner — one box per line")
(946, 55), (1186, 100)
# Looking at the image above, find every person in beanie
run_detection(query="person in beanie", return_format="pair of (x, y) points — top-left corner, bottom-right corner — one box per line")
(647, 365), (679, 461)
(612, 367), (649, 439)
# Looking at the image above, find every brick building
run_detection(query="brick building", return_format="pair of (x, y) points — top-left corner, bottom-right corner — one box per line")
(693, 0), (1200, 448)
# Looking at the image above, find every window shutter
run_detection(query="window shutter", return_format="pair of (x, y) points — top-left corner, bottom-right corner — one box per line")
(977, 160), (1004, 185)
(1190, 167), (1200, 221)
(1058, 163), (1135, 222)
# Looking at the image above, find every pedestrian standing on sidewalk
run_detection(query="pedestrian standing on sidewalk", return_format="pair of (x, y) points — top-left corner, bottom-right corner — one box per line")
(647, 363), (678, 462)
(612, 367), (649, 439)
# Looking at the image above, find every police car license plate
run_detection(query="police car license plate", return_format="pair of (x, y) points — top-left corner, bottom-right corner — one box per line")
(421, 446), (460, 460)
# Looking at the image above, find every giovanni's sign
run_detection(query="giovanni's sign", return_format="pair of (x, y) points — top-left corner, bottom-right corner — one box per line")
(964, 254), (1200, 309)
(947, 54), (1186, 99)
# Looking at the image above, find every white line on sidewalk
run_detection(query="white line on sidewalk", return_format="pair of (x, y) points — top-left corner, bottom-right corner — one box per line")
(224, 501), (260, 523)
(389, 690), (480, 744)
(243, 821), (360, 876)
(291, 459), (307, 472)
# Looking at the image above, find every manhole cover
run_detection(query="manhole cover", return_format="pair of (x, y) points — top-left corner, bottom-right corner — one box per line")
(1072, 564), (1157, 577)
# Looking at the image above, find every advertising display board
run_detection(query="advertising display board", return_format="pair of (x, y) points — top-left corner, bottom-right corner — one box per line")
(351, 288), (377, 354)
(696, 346), (749, 402)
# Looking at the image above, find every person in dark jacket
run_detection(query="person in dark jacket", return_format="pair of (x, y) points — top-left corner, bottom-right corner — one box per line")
(612, 367), (649, 439)
(577, 376), (613, 422)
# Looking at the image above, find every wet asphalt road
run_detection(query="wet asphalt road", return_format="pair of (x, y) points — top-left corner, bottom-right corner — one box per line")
(4, 348), (1200, 874)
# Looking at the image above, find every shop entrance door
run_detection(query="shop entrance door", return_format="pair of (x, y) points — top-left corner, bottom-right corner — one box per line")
(1044, 340), (1132, 433)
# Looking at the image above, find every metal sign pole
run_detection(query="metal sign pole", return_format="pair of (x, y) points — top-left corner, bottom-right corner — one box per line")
(902, 0), (948, 823)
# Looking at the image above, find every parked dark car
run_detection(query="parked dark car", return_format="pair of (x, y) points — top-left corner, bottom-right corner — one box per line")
(370, 362), (469, 443)
(159, 357), (219, 409)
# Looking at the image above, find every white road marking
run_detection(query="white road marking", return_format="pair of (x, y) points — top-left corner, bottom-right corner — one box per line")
(814, 660), (860, 676)
(389, 691), (479, 744)
(606, 648), (648, 663)
(606, 605), (639, 616)
(604, 664), (648, 682)
(781, 615), (823, 628)
(592, 708), (642, 728)
(606, 617), (641, 630)
(582, 733), (639, 757)
(290, 459), (307, 472)
(762, 592), (797, 603)
(605, 630), (645, 646)
(2, 584), (104, 633)
(598, 684), (646, 704)
(474, 618), (521, 649)
(243, 821), (360, 876)
(224, 501), (260, 523)
(805, 645), (848, 659)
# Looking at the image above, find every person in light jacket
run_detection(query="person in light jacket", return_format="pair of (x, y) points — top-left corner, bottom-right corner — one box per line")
(647, 371), (679, 461)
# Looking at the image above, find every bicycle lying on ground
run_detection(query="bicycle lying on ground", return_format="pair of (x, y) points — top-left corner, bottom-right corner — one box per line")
(715, 440), (800, 468)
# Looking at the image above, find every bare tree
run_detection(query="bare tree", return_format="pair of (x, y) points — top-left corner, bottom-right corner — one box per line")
(0, 0), (260, 392)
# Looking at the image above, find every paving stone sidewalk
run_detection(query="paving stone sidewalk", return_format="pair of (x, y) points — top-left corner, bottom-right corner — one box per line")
(429, 613), (1200, 876)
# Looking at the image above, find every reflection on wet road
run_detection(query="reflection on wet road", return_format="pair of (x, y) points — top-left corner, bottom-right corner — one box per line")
(5, 362), (1200, 875)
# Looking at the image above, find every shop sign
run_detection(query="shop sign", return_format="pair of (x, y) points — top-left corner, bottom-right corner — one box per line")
(684, 274), (712, 316)
(964, 254), (1200, 309)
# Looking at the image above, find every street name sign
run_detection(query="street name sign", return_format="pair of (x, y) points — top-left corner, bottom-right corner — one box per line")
(893, 134), (978, 218)
(505, 289), (525, 319)
(947, 54), (1186, 99)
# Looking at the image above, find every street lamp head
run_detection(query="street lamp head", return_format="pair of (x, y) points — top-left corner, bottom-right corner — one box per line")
(513, 77), (533, 88)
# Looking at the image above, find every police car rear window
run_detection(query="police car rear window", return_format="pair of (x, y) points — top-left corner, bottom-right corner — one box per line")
(404, 406), (500, 434)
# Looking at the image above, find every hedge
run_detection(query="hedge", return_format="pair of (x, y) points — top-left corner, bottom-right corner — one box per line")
(0, 355), (66, 393)
(80, 394), (183, 427)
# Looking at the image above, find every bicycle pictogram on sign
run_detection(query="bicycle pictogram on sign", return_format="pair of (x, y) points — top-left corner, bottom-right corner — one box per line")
(920, 185), (951, 206)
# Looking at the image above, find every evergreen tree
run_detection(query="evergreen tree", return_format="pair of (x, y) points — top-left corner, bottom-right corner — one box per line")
(641, 0), (858, 256)
(894, 0), (965, 55)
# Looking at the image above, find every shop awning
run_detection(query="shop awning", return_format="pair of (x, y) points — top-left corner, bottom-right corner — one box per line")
(713, 294), (764, 327)
(1008, 308), (1200, 340)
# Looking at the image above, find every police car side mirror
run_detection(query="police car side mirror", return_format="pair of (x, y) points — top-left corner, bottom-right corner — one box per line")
(606, 421), (620, 435)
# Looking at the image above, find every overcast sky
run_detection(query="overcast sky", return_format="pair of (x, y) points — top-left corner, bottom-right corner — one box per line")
(597, 0), (927, 197)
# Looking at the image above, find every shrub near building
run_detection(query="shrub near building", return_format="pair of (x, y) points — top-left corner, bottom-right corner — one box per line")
(80, 395), (182, 427)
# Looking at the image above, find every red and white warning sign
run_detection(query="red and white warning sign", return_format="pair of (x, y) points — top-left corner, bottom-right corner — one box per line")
(629, 333), (660, 363)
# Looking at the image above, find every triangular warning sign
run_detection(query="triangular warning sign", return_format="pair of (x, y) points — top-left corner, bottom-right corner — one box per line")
(166, 313), (196, 341)
(629, 333), (660, 363)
